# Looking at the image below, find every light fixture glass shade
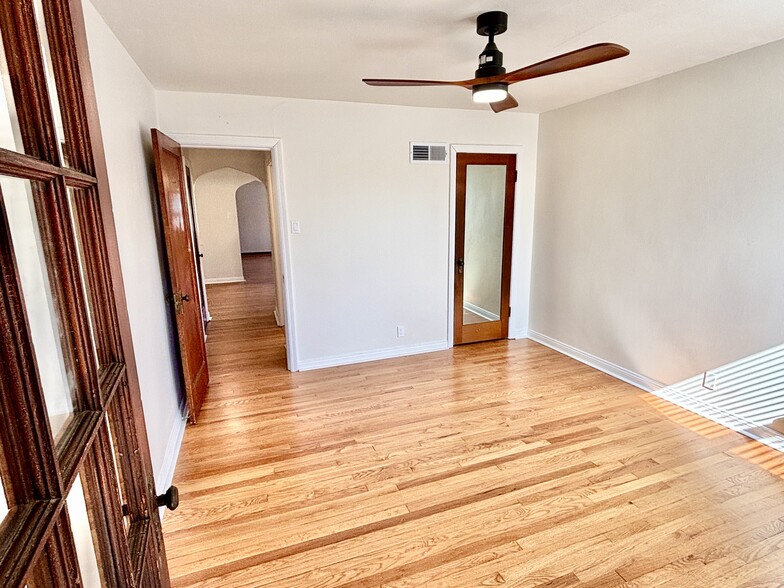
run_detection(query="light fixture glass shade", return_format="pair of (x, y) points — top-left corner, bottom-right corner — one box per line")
(472, 82), (508, 103)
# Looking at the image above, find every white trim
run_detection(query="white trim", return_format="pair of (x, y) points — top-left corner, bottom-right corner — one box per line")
(166, 133), (299, 371)
(297, 340), (449, 372)
(157, 416), (187, 498)
(448, 144), (535, 347)
(463, 302), (500, 322)
(204, 276), (245, 284)
(508, 329), (528, 340)
(527, 330), (665, 393)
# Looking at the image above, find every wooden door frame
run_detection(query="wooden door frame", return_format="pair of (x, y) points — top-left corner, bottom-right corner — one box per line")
(447, 144), (536, 347)
(166, 133), (298, 371)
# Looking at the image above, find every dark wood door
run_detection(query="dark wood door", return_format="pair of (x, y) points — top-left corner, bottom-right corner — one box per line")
(0, 0), (170, 585)
(151, 129), (209, 423)
(454, 153), (516, 345)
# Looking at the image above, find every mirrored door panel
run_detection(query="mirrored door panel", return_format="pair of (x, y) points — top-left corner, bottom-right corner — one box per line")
(454, 153), (516, 345)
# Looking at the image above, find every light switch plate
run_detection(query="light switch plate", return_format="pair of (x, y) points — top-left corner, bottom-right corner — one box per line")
(291, 220), (301, 234)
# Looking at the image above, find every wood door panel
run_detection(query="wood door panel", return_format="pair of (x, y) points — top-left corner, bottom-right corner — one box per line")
(151, 129), (209, 423)
(454, 153), (516, 346)
(0, 0), (171, 584)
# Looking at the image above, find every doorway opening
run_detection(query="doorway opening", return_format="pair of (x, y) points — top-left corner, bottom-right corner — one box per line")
(181, 147), (286, 332)
(181, 147), (288, 367)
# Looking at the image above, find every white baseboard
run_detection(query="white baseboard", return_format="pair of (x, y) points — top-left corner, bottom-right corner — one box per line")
(463, 302), (500, 322)
(156, 416), (187, 520)
(204, 276), (245, 284)
(508, 329), (528, 340)
(298, 340), (449, 372)
(527, 330), (664, 393)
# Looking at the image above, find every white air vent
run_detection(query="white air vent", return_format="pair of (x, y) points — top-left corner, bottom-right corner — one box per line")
(410, 142), (449, 164)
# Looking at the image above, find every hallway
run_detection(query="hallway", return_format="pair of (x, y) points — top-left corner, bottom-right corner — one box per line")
(162, 255), (784, 587)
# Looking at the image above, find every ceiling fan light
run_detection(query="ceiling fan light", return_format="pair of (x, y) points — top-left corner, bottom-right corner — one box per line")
(472, 82), (508, 103)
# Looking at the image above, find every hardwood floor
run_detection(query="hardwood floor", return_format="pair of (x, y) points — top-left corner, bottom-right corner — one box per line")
(164, 255), (784, 587)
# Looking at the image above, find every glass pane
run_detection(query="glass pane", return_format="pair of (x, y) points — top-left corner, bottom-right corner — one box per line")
(0, 25), (24, 152)
(1, 176), (77, 442)
(67, 473), (102, 587)
(32, 0), (69, 166)
(67, 188), (100, 366)
(462, 164), (506, 326)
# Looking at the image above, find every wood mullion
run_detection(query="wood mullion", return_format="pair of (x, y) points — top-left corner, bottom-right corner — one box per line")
(0, 0), (60, 164)
(108, 380), (150, 523)
(27, 507), (83, 588)
(0, 500), (60, 587)
(128, 519), (150, 587)
(80, 427), (135, 588)
(65, 0), (172, 584)
(57, 410), (101, 489)
(0, 147), (97, 187)
(71, 186), (123, 367)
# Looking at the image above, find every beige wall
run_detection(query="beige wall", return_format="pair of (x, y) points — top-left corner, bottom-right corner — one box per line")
(531, 38), (784, 385)
(183, 147), (270, 180)
(193, 168), (260, 282)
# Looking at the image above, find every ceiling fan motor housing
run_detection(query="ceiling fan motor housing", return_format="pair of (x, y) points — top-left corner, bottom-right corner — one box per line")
(475, 11), (508, 78)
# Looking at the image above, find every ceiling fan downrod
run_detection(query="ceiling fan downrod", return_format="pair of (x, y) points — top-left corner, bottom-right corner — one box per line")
(475, 11), (508, 78)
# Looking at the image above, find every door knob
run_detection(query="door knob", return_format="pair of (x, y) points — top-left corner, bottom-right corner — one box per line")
(121, 485), (179, 517)
(181, 294), (190, 302)
(456, 258), (464, 274)
(156, 486), (179, 511)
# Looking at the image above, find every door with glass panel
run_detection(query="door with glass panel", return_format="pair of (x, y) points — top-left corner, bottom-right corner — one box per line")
(0, 0), (170, 586)
(454, 153), (516, 345)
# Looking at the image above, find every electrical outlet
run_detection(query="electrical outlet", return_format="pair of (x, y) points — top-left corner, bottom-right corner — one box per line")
(702, 371), (719, 391)
(396, 326), (405, 338)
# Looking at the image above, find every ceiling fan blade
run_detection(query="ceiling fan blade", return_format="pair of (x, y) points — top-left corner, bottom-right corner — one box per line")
(490, 94), (519, 113)
(363, 78), (470, 88)
(502, 43), (629, 85)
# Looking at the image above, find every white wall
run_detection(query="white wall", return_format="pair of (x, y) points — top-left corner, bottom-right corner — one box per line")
(236, 181), (272, 253)
(156, 92), (539, 367)
(531, 38), (784, 385)
(193, 168), (260, 282)
(83, 0), (184, 489)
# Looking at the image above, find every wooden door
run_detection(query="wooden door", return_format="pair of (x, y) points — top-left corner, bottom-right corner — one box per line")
(0, 0), (170, 585)
(151, 129), (209, 423)
(454, 153), (516, 345)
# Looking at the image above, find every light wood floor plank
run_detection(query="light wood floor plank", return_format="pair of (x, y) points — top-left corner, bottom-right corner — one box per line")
(164, 255), (784, 587)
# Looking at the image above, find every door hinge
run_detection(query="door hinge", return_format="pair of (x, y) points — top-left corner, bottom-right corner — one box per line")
(509, 307), (512, 317)
(514, 170), (518, 183)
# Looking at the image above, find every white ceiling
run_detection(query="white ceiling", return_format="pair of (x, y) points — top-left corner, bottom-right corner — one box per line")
(89, 0), (784, 113)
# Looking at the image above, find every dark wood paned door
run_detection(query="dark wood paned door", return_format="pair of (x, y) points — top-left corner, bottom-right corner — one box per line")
(0, 0), (170, 585)
(151, 129), (209, 423)
(454, 153), (516, 345)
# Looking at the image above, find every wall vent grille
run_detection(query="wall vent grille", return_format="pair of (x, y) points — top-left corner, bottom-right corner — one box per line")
(410, 142), (449, 164)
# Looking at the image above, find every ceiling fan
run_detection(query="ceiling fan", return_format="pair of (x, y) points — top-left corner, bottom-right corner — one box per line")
(363, 11), (630, 112)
